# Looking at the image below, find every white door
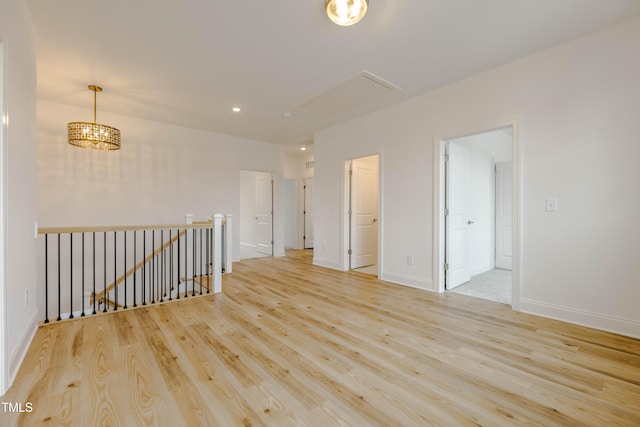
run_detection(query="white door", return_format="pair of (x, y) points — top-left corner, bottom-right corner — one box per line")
(304, 178), (314, 249)
(446, 143), (471, 289)
(350, 157), (378, 269)
(255, 175), (273, 255)
(495, 162), (513, 270)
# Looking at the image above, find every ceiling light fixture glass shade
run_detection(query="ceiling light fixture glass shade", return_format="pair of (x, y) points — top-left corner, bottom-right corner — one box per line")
(325, 0), (368, 26)
(68, 85), (121, 150)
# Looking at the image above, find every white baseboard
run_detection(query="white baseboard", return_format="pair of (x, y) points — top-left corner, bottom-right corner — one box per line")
(380, 272), (434, 291)
(312, 257), (344, 271)
(520, 298), (640, 339)
(8, 311), (39, 387)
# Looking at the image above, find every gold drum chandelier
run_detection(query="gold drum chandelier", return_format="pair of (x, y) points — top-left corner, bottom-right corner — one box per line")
(68, 85), (121, 150)
(325, 0), (368, 26)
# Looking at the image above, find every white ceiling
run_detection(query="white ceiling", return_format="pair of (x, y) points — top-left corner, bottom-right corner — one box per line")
(26, 0), (640, 146)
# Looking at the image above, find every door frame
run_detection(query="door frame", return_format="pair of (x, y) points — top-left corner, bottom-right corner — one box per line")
(342, 154), (381, 275)
(433, 119), (521, 310)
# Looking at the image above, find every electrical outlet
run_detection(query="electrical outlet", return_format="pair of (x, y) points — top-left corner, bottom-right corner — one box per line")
(407, 255), (414, 265)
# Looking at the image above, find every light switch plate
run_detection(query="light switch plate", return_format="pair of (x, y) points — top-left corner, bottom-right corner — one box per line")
(545, 197), (558, 212)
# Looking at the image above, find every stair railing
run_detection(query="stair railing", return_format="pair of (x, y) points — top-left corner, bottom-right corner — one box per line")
(38, 214), (230, 323)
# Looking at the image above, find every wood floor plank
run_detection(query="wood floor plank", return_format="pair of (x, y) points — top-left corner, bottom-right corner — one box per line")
(2, 249), (639, 426)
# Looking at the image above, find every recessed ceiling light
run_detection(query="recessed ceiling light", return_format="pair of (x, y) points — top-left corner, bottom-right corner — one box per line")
(232, 107), (241, 113)
(300, 146), (307, 151)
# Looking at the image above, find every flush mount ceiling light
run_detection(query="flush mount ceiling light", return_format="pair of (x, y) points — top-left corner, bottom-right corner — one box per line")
(68, 85), (121, 150)
(325, 0), (368, 26)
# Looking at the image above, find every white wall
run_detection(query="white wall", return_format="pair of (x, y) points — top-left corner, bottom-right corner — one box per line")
(455, 128), (512, 163)
(314, 16), (640, 337)
(37, 101), (285, 262)
(0, 0), (39, 395)
(284, 149), (314, 181)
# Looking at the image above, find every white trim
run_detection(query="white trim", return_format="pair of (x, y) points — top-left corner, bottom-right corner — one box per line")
(312, 257), (343, 271)
(8, 313), (37, 385)
(380, 272), (433, 291)
(341, 160), (350, 270)
(432, 118), (521, 311)
(520, 298), (640, 339)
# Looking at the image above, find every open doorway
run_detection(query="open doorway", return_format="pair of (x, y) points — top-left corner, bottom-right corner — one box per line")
(240, 170), (273, 259)
(346, 155), (379, 275)
(438, 126), (515, 305)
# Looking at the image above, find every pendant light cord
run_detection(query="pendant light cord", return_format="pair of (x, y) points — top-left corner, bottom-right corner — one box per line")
(93, 88), (97, 123)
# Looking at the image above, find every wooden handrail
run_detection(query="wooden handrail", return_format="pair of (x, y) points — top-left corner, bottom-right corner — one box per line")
(90, 229), (186, 304)
(38, 220), (224, 235)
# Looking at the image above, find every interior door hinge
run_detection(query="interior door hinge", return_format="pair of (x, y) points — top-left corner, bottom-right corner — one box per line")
(444, 154), (450, 162)
(348, 249), (352, 255)
(444, 208), (449, 216)
(444, 263), (449, 270)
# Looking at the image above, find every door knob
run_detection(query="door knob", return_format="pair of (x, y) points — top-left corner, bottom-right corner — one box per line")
(467, 220), (474, 224)
(373, 218), (378, 223)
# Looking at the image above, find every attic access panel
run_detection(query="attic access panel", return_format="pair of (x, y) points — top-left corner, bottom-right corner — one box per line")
(294, 70), (400, 118)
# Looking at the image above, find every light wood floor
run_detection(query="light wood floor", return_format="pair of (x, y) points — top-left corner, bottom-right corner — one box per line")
(3, 250), (640, 426)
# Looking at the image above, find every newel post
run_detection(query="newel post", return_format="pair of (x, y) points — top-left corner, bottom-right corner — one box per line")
(212, 214), (223, 293)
